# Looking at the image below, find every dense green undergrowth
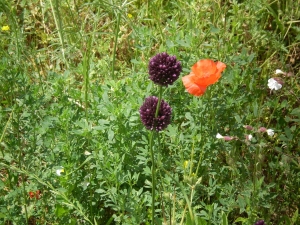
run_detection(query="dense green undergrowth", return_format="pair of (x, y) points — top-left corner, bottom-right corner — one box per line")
(0, 0), (299, 224)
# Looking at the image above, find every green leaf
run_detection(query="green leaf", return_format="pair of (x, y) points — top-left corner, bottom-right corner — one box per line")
(234, 217), (247, 223)
(55, 205), (69, 217)
(222, 211), (228, 225)
(198, 217), (207, 225)
(291, 208), (298, 224)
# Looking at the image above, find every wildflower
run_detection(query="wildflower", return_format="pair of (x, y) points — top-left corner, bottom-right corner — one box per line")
(268, 78), (282, 90)
(258, 127), (275, 136)
(183, 160), (189, 169)
(246, 134), (253, 141)
(275, 69), (286, 75)
(254, 220), (266, 225)
(243, 125), (253, 130)
(29, 190), (41, 199)
(182, 59), (226, 96)
(56, 167), (64, 176)
(216, 133), (224, 139)
(258, 127), (267, 133)
(216, 133), (234, 141)
(29, 191), (35, 199)
(1, 25), (10, 31)
(127, 13), (133, 18)
(139, 96), (172, 131)
(273, 77), (284, 85)
(267, 129), (274, 137)
(84, 150), (91, 156)
(148, 52), (182, 86)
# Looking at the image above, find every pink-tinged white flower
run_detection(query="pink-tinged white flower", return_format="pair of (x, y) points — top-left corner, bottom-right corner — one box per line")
(243, 125), (253, 130)
(246, 134), (253, 141)
(216, 133), (234, 141)
(275, 69), (286, 75)
(267, 129), (274, 137)
(216, 133), (223, 139)
(258, 127), (267, 133)
(268, 78), (282, 90)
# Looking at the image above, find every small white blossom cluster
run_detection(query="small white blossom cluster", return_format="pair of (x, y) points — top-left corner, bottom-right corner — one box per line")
(268, 78), (282, 90)
(216, 125), (275, 142)
(268, 69), (286, 91)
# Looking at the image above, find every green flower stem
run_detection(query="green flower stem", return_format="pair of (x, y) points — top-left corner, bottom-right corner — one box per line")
(111, 8), (121, 80)
(49, 0), (68, 68)
(149, 131), (155, 224)
(149, 85), (163, 225)
(0, 108), (13, 157)
(155, 86), (163, 118)
(15, 111), (28, 223)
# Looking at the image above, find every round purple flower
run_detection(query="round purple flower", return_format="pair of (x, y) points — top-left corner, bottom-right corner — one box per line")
(148, 52), (182, 86)
(139, 96), (172, 131)
(254, 220), (266, 225)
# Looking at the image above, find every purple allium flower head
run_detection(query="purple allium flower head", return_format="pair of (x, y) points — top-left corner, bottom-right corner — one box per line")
(139, 96), (172, 131)
(254, 220), (266, 225)
(148, 52), (182, 86)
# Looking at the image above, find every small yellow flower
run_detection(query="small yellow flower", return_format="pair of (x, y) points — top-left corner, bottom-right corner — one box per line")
(127, 13), (133, 19)
(2, 25), (10, 31)
(183, 160), (189, 169)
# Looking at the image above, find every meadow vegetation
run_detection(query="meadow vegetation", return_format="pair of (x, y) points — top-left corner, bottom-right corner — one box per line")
(0, 0), (299, 224)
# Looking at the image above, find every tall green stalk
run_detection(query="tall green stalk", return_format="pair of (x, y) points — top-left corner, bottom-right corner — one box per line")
(15, 110), (29, 223)
(149, 86), (163, 225)
(111, 9), (121, 80)
(49, 0), (68, 68)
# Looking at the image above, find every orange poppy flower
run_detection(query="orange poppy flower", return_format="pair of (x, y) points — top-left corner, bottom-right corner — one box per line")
(182, 75), (207, 96)
(182, 59), (226, 96)
(29, 190), (41, 199)
(29, 191), (35, 199)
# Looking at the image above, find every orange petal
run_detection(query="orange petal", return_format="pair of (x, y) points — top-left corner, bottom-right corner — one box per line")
(191, 59), (226, 86)
(29, 192), (35, 198)
(182, 75), (207, 96)
(216, 61), (226, 73)
(192, 59), (217, 77)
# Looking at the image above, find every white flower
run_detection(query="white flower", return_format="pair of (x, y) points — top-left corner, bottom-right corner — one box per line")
(56, 167), (64, 176)
(268, 78), (282, 91)
(216, 133), (234, 141)
(247, 134), (253, 141)
(275, 69), (286, 75)
(216, 133), (223, 139)
(84, 150), (91, 156)
(267, 129), (274, 137)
